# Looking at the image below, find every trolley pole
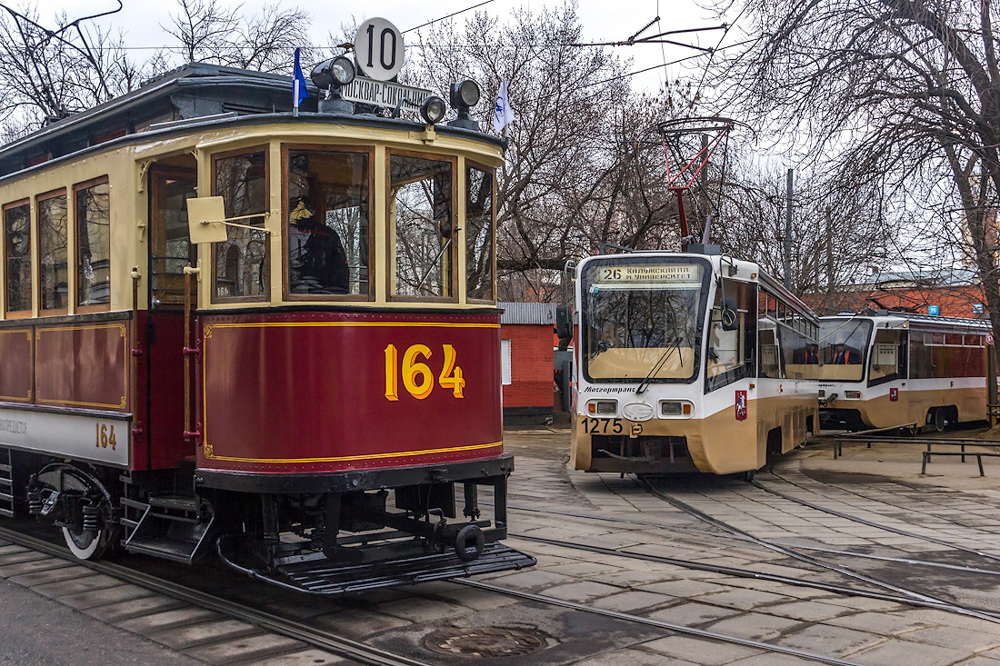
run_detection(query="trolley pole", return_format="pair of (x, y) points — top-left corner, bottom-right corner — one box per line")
(783, 168), (793, 290)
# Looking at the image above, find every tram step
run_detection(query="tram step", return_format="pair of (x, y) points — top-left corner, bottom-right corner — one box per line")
(147, 495), (200, 512)
(124, 498), (214, 564)
(218, 540), (537, 595)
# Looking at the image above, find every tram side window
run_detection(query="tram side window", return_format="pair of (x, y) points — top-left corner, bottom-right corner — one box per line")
(213, 151), (268, 301)
(390, 154), (454, 299)
(911, 332), (987, 378)
(3, 202), (31, 314)
(466, 164), (495, 301)
(778, 318), (816, 380)
(75, 179), (110, 306)
(758, 323), (781, 378)
(38, 191), (68, 311)
(868, 329), (906, 386)
(706, 279), (756, 392)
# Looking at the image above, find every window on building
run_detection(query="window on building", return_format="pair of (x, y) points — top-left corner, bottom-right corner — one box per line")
(38, 190), (68, 311)
(286, 149), (370, 297)
(3, 202), (31, 314)
(75, 179), (110, 306)
(466, 164), (495, 301)
(213, 150), (267, 301)
(389, 154), (454, 298)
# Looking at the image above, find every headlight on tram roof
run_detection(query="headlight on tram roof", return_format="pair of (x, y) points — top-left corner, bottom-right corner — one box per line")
(587, 400), (617, 415)
(420, 96), (447, 124)
(844, 390), (862, 399)
(660, 400), (694, 417)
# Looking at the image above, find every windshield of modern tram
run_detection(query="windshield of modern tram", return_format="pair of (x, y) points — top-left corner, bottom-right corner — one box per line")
(582, 260), (708, 383)
(819, 318), (873, 382)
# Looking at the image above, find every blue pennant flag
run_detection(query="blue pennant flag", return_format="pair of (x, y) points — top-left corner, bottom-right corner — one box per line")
(293, 48), (308, 111)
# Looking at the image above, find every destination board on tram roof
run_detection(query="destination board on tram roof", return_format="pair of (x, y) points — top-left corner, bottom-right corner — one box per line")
(594, 264), (702, 287)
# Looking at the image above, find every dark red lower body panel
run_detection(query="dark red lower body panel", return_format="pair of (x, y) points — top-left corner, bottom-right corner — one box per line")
(197, 310), (503, 475)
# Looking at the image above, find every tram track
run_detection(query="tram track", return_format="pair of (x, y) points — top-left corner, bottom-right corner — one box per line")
(640, 478), (1000, 625)
(1, 520), (864, 666)
(753, 475), (1000, 562)
(511, 502), (1000, 577)
(0, 524), (427, 666)
(457, 579), (865, 666)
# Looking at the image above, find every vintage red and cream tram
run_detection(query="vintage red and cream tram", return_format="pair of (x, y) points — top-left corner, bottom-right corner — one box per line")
(0, 47), (533, 591)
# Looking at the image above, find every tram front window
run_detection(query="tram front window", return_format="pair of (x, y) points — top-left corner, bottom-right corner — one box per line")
(286, 149), (370, 296)
(819, 318), (872, 382)
(582, 262), (707, 382)
(390, 154), (454, 298)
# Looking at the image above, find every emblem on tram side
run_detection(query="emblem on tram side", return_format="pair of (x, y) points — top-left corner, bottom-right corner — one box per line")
(735, 390), (747, 421)
(889, 387), (898, 402)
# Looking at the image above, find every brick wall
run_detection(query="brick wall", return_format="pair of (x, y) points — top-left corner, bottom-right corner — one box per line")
(500, 324), (554, 416)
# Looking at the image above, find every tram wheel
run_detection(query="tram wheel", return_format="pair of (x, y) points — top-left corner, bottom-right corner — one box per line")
(742, 470), (756, 482)
(62, 523), (108, 560)
(931, 408), (946, 432)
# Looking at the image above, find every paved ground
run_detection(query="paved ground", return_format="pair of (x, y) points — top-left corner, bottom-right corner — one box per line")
(5, 428), (1000, 664)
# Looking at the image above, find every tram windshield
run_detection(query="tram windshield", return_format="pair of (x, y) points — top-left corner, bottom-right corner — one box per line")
(819, 318), (873, 382)
(582, 260), (707, 383)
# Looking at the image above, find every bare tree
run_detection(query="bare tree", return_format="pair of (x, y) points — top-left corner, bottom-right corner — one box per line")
(165, 0), (313, 73)
(711, 0), (1000, 333)
(0, 2), (145, 133)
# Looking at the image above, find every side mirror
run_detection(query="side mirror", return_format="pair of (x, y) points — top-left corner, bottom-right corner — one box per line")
(186, 197), (229, 244)
(721, 297), (739, 331)
(556, 304), (573, 351)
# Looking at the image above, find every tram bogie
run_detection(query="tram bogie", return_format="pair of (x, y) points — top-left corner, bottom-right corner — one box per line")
(0, 50), (534, 592)
(818, 313), (990, 432)
(570, 249), (819, 476)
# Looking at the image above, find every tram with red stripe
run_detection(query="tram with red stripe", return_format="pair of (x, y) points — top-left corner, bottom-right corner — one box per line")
(0, 29), (533, 592)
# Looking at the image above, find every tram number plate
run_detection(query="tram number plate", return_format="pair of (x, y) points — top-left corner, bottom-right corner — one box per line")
(582, 418), (624, 435)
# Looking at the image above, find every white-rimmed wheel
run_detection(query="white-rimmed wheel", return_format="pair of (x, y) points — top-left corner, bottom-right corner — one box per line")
(33, 464), (115, 561)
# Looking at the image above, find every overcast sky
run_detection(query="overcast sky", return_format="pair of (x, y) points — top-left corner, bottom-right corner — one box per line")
(33, 0), (727, 94)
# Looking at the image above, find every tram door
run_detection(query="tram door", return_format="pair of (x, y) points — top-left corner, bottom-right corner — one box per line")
(145, 164), (199, 469)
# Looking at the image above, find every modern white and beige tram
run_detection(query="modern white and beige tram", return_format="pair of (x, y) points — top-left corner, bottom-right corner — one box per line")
(818, 313), (991, 431)
(569, 247), (819, 476)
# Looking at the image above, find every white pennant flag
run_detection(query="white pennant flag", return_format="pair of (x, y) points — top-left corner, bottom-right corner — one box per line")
(493, 80), (515, 133)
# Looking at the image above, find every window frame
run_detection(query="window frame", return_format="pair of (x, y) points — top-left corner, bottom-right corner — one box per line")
(386, 149), (459, 303)
(36, 187), (69, 315)
(210, 145), (270, 304)
(2, 198), (32, 318)
(281, 143), (375, 302)
(464, 160), (497, 304)
(73, 175), (111, 313)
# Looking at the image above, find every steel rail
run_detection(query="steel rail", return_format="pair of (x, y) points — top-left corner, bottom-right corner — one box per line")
(752, 476), (1000, 563)
(458, 579), (863, 666)
(0, 525), (431, 666)
(511, 504), (1000, 576)
(642, 481), (1000, 625)
(512, 532), (1000, 614)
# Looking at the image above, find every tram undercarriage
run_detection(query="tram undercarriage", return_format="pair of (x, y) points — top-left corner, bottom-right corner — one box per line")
(17, 452), (535, 595)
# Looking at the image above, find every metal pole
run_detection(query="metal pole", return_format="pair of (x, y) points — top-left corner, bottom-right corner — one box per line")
(783, 168), (793, 289)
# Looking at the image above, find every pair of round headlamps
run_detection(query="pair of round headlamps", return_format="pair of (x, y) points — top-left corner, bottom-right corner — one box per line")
(421, 79), (480, 125)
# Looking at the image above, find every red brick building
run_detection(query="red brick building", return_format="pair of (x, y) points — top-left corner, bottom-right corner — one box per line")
(806, 269), (987, 319)
(499, 303), (555, 424)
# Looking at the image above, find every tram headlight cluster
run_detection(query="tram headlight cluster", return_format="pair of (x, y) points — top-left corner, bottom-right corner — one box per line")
(844, 390), (862, 400)
(587, 400), (617, 416)
(660, 401), (694, 417)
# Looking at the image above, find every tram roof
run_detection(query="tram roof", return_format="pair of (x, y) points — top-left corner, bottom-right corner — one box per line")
(0, 62), (503, 180)
(821, 311), (992, 331)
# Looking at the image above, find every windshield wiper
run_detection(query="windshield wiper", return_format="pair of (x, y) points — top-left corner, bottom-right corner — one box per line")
(636, 336), (681, 395)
